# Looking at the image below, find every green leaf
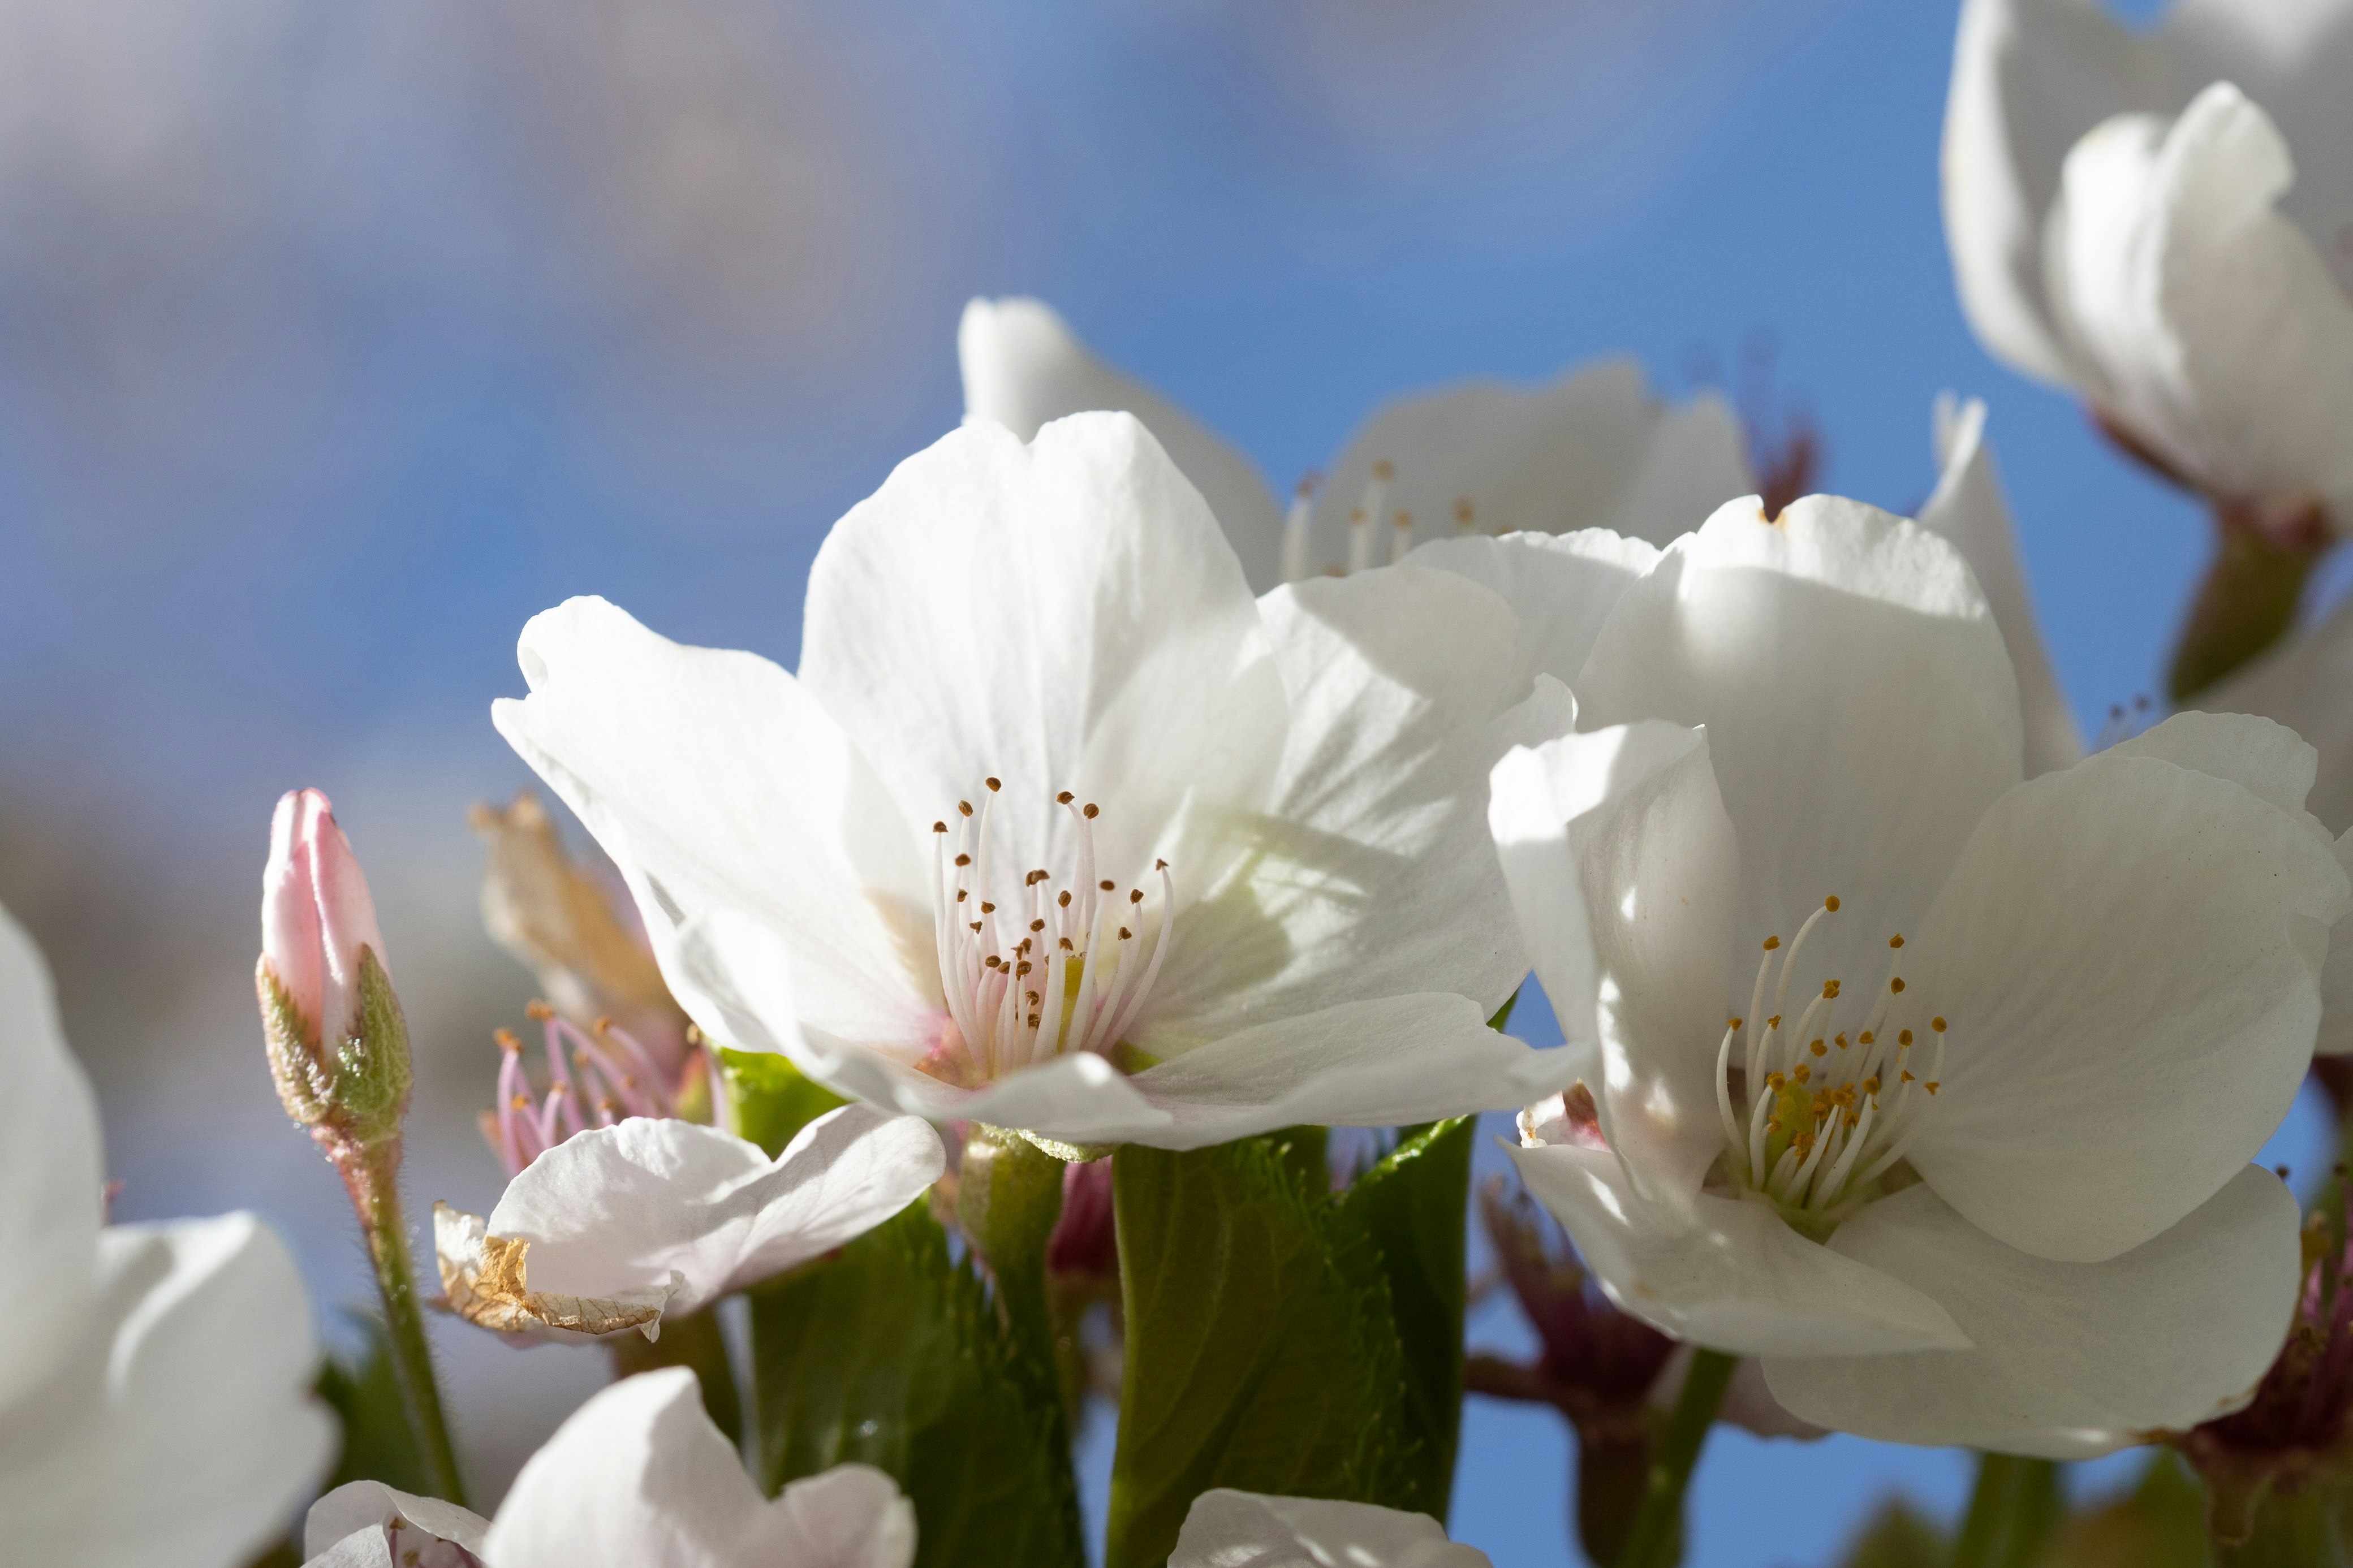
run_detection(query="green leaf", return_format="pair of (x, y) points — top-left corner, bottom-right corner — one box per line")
(719, 1047), (847, 1157)
(1105, 1138), (1411, 1568)
(1330, 1116), (1473, 1521)
(317, 1310), (430, 1492)
(748, 1201), (1083, 1568)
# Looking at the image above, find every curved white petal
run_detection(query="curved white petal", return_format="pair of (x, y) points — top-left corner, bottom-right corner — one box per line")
(2108, 709), (2326, 827)
(1762, 1169), (2299, 1457)
(1308, 359), (1667, 569)
(1594, 391), (1756, 548)
(1574, 495), (2024, 1018)
(2203, 590), (2353, 836)
(799, 412), (1288, 922)
(1919, 396), (2083, 775)
(958, 297), (1285, 591)
(0, 1214), (335, 1568)
(1942, 0), (2173, 384)
(1403, 529), (1660, 694)
(1904, 749), (2348, 1262)
(1508, 1142), (1968, 1358)
(485, 1107), (945, 1321)
(485, 1368), (916, 1568)
(304, 1481), (491, 1562)
(0, 902), (102, 1414)
(2045, 85), (2353, 514)
(1171, 1489), (1490, 1568)
(1489, 723), (1737, 1210)
(1127, 994), (1581, 1150)
(1144, 566), (1543, 1046)
(492, 597), (936, 1059)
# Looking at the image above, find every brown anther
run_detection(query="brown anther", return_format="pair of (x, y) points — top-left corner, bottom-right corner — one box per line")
(1764, 936), (1782, 951)
(933, 820), (948, 833)
(1889, 935), (1905, 948)
(1100, 879), (1114, 891)
(1861, 1076), (1880, 1094)
(1858, 1031), (1874, 1044)
(1118, 927), (1132, 940)
(1059, 938), (1075, 951)
(955, 853), (972, 867)
(1822, 980), (1841, 999)
(985, 956), (1002, 970)
(1898, 1029), (1914, 1046)
(1130, 889), (1144, 904)
(980, 901), (996, 914)
(1931, 1017), (1947, 1033)
(1027, 991), (1041, 1005)
(959, 801), (973, 817)
(956, 889), (968, 904)
(1901, 1070), (1916, 1083)
(1057, 791), (1075, 805)
(1890, 977), (1906, 994)
(1016, 961), (1033, 977)
(985, 777), (1002, 792)
(1925, 1082), (1941, 1095)
(1834, 1033), (1848, 1049)
(1768, 1014), (1782, 1030)
(1027, 870), (1048, 887)
(1030, 919), (1046, 934)
(525, 1000), (554, 1021)
(969, 921), (982, 934)
(1028, 1014), (1042, 1029)
(1058, 890), (1072, 908)
(1156, 858), (1169, 871)
(1084, 804), (1100, 819)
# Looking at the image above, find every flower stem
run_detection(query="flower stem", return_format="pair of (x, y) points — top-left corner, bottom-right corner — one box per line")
(1951, 1454), (2061, 1568)
(347, 1143), (467, 1506)
(1615, 1347), (1735, 1568)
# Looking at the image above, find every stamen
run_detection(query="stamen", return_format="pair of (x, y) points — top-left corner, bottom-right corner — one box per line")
(1282, 474), (1318, 585)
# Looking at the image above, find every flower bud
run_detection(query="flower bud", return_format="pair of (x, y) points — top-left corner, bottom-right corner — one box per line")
(257, 788), (411, 1149)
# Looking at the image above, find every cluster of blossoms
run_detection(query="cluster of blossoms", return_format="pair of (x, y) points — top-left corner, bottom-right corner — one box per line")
(16, 2), (2353, 1565)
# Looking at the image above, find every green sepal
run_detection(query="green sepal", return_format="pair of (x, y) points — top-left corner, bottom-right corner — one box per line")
(719, 1047), (848, 1157)
(1105, 1137), (1413, 1568)
(317, 1310), (431, 1492)
(332, 947), (413, 1144)
(748, 1200), (1084, 1568)
(1329, 1117), (1474, 1521)
(257, 960), (332, 1128)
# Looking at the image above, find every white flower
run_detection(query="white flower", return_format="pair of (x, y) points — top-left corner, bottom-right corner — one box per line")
(0, 900), (334, 1565)
(435, 1104), (943, 1344)
(301, 1368), (915, 1568)
(959, 296), (1755, 589)
(1490, 495), (2348, 1455)
(1945, 0), (2353, 521)
(493, 412), (1575, 1149)
(1169, 1489), (1489, 1568)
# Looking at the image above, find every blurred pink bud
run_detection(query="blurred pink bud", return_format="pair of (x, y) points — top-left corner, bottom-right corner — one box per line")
(262, 788), (388, 1046)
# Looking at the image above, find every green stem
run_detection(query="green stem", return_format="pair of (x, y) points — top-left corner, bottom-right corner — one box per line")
(611, 1303), (742, 1450)
(350, 1146), (467, 1506)
(1615, 1349), (1736, 1568)
(1951, 1454), (2061, 1568)
(2214, 1484), (2351, 1568)
(959, 1126), (1069, 1398)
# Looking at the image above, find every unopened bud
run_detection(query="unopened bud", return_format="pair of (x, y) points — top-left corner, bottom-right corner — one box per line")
(257, 788), (411, 1149)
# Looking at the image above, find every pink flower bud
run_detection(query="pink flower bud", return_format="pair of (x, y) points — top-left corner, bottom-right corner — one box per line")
(262, 788), (388, 1046)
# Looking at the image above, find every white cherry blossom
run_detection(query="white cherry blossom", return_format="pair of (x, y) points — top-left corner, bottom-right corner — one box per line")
(1492, 495), (2345, 1455)
(959, 296), (1755, 589)
(0, 900), (334, 1565)
(301, 1369), (914, 1568)
(1945, 0), (2353, 523)
(493, 412), (1576, 1150)
(1170, 1489), (1489, 1568)
(434, 1103), (942, 1344)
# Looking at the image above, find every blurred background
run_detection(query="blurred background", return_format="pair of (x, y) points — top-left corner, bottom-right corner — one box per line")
(0, 0), (2320, 1561)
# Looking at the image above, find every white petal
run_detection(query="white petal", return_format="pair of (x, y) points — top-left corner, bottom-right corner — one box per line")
(1941, 0), (2170, 384)
(1144, 565), (1541, 1047)
(2045, 85), (2353, 513)
(0, 1214), (335, 1568)
(2319, 824), (2353, 1057)
(1309, 359), (1730, 567)
(1489, 723), (1735, 1209)
(1509, 1142), (1968, 1357)
(1594, 391), (1757, 547)
(1763, 1169), (2299, 1457)
(799, 412), (1289, 921)
(0, 901), (102, 1414)
(1574, 494), (2024, 1003)
(2203, 591), (2353, 835)
(958, 297), (1285, 591)
(2107, 709), (2324, 827)
(1919, 396), (2083, 776)
(1402, 529), (1660, 693)
(492, 596), (936, 1059)
(486, 1107), (944, 1320)
(1171, 1488), (1490, 1568)
(1905, 748), (2348, 1262)
(303, 1481), (491, 1560)
(485, 1368), (916, 1568)
(1126, 994), (1582, 1151)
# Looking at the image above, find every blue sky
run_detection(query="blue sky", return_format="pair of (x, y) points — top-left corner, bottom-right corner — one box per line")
(0, 0), (2308, 1559)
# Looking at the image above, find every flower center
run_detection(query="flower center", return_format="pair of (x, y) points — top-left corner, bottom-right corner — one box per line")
(1280, 459), (1483, 582)
(925, 779), (1173, 1084)
(1712, 895), (1949, 1229)
(490, 1004), (686, 1177)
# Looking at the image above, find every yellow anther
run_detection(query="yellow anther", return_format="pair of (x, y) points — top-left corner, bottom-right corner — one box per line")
(1824, 895), (1841, 912)
(1834, 1033), (1849, 1049)
(1822, 979), (1841, 999)
(1901, 1070), (1916, 1083)
(1727, 1017), (1744, 1030)
(1925, 1082), (1941, 1095)
(1861, 1075), (1880, 1094)
(1890, 977), (1906, 994)
(1932, 1017), (1947, 1033)
(1764, 935), (1782, 951)
(1765, 1072), (1786, 1090)
(1809, 1039), (1827, 1057)
(1889, 934), (1905, 948)
(1794, 1064), (1812, 1084)
(1768, 1014), (1782, 1030)
(1858, 1031), (1874, 1045)
(1898, 1029), (1914, 1046)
